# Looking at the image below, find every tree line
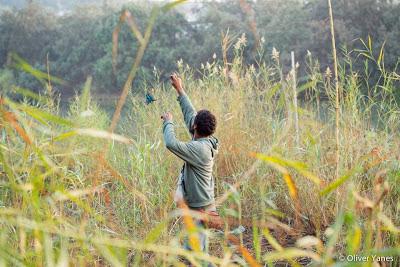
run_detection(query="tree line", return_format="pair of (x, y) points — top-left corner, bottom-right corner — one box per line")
(0, 0), (399, 98)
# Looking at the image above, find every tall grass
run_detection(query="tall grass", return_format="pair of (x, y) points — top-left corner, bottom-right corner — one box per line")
(328, 0), (341, 180)
(1, 36), (399, 266)
(1, 7), (400, 267)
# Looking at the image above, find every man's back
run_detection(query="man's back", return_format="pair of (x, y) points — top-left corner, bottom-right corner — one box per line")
(163, 93), (219, 208)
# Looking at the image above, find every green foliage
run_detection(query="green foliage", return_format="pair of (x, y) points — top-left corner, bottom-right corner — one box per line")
(0, 0), (399, 99)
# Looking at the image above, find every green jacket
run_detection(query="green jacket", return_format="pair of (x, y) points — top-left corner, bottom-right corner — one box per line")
(163, 93), (219, 208)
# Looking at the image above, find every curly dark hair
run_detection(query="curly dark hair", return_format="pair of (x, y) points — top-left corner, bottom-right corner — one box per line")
(194, 110), (217, 137)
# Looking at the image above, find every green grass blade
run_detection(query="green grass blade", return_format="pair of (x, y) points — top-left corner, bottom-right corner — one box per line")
(53, 131), (78, 142)
(11, 86), (47, 104)
(162, 0), (188, 12)
(7, 99), (73, 127)
(252, 153), (322, 185)
(11, 53), (66, 85)
(319, 166), (362, 196)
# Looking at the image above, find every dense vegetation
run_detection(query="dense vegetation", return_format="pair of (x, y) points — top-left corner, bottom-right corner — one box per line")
(0, 0), (399, 97)
(0, 0), (399, 266)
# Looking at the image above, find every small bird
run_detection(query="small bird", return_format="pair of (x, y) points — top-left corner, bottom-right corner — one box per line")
(145, 92), (157, 105)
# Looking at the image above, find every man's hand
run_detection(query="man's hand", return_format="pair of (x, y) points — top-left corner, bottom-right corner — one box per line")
(170, 73), (184, 95)
(161, 112), (173, 122)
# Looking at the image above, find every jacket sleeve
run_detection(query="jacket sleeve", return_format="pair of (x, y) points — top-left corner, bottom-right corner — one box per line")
(163, 121), (201, 166)
(177, 93), (196, 135)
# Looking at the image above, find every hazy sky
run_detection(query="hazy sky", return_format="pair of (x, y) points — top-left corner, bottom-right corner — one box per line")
(0, 0), (202, 19)
(0, 0), (203, 9)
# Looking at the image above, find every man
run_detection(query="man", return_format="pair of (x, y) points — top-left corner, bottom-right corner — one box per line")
(161, 73), (219, 252)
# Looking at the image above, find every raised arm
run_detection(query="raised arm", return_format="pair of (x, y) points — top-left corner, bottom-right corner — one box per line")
(170, 74), (196, 135)
(161, 113), (202, 166)
(178, 94), (196, 133)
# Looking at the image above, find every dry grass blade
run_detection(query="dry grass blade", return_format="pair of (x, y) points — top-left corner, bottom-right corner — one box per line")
(239, 0), (260, 52)
(283, 173), (298, 199)
(377, 213), (400, 233)
(237, 245), (262, 267)
(109, 1), (186, 138)
(2, 111), (32, 145)
(226, 233), (262, 267)
(112, 24), (121, 75)
(112, 10), (145, 75)
(327, 0), (341, 179)
(263, 248), (321, 263)
(295, 236), (323, 250)
(221, 29), (237, 79)
(177, 201), (201, 253)
(109, 9), (157, 138)
(75, 128), (133, 144)
(124, 11), (145, 44)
